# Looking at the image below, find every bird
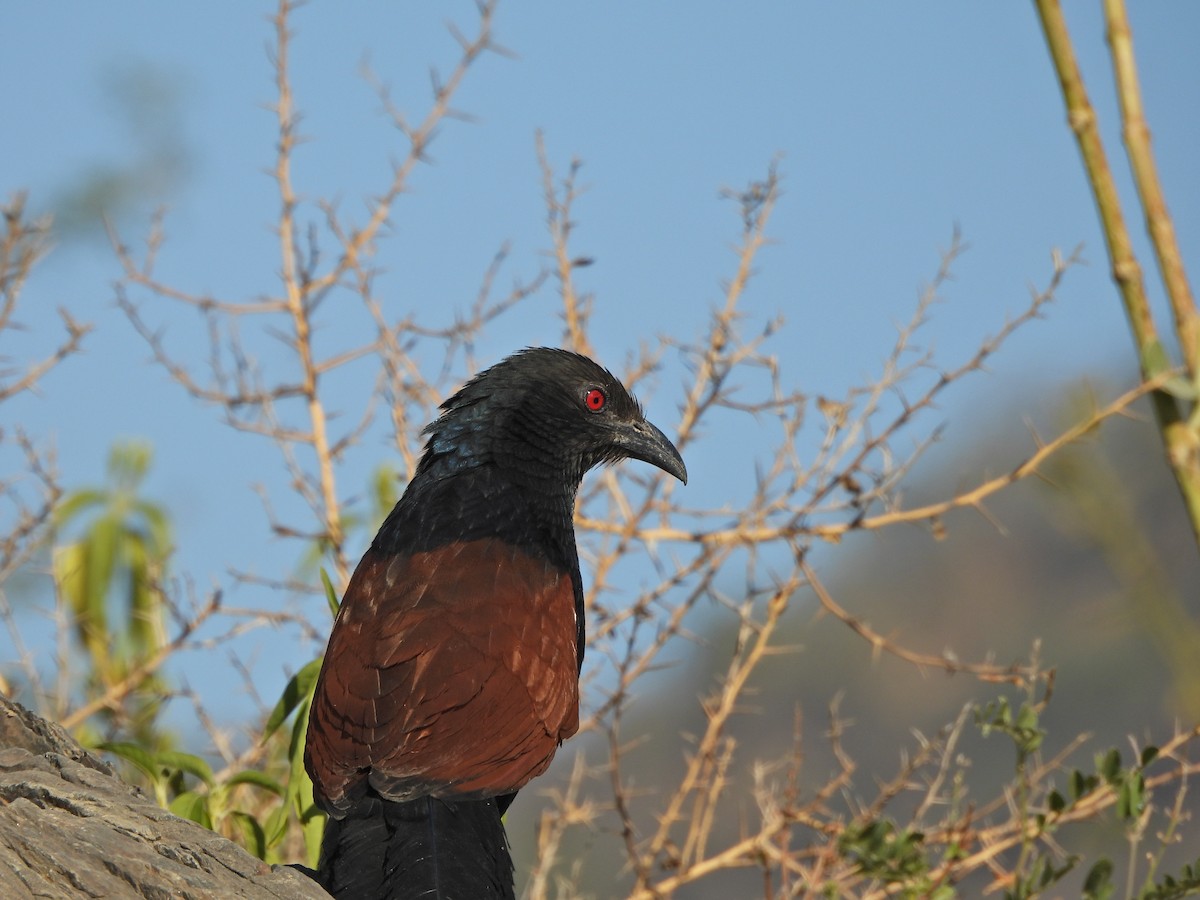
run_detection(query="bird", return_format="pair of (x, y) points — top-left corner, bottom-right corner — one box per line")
(304, 347), (687, 899)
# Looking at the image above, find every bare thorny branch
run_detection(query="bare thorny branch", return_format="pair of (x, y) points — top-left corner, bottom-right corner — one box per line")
(0, 195), (90, 700)
(0, 196), (91, 406)
(109, 0), (527, 594)
(525, 146), (1198, 896)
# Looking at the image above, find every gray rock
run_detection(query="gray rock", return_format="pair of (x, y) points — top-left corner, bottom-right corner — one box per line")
(0, 694), (329, 899)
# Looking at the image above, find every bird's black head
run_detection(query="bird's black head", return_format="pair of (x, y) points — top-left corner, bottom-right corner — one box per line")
(417, 347), (686, 491)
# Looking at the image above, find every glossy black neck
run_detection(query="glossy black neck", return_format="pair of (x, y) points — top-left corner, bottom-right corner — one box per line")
(372, 464), (580, 571)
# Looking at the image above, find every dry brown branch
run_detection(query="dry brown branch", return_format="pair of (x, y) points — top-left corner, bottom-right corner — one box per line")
(537, 132), (595, 358)
(526, 753), (599, 900)
(111, 0), (517, 598)
(0, 195), (90, 707)
(800, 560), (1045, 686)
(270, 0), (346, 582)
(0, 197), (92, 405)
(0, 433), (61, 585)
(515, 138), (1197, 896)
(578, 359), (1160, 551)
(636, 578), (797, 882)
(0, 308), (88, 405)
(305, 0), (503, 302)
(922, 726), (1200, 890)
(60, 589), (221, 731)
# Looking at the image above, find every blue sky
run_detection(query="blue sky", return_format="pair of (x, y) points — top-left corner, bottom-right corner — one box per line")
(2, 2), (1197, 730)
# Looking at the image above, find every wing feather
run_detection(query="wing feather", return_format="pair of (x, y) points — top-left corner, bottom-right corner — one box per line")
(306, 538), (579, 815)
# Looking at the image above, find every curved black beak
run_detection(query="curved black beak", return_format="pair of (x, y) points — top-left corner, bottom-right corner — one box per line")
(617, 417), (688, 484)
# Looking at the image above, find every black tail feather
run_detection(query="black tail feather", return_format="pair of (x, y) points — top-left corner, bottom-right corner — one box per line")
(318, 794), (515, 900)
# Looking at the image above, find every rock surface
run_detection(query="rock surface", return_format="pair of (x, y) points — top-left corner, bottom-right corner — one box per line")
(0, 693), (328, 899)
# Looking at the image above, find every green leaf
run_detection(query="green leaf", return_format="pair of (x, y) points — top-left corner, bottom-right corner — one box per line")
(287, 701), (313, 811)
(263, 656), (323, 741)
(1141, 745), (1159, 767)
(263, 803), (290, 850)
(320, 568), (340, 617)
(1117, 771), (1145, 820)
(301, 807), (325, 871)
(224, 770), (285, 796)
(53, 488), (109, 527)
(1097, 748), (1121, 784)
(169, 790), (211, 828)
(108, 441), (153, 488)
(53, 543), (89, 620)
(1082, 859), (1114, 900)
(1071, 768), (1098, 799)
(155, 750), (215, 787)
(286, 699), (325, 869)
(232, 811), (268, 861)
(124, 532), (162, 657)
(1047, 790), (1065, 814)
(1015, 702), (1038, 732)
(84, 513), (121, 624)
(133, 499), (173, 560)
(97, 741), (160, 782)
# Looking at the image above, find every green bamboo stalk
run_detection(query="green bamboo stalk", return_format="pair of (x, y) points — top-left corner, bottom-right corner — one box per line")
(1033, 0), (1200, 547)
(1104, 0), (1199, 377)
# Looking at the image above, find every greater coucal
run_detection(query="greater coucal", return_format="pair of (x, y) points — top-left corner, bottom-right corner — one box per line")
(305, 347), (687, 899)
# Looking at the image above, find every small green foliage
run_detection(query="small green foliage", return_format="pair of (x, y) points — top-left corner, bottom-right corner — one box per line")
(264, 656), (323, 741)
(170, 790), (212, 829)
(262, 651), (326, 867)
(155, 749), (215, 787)
(1089, 746), (1151, 823)
(1047, 789), (1066, 813)
(1006, 855), (1078, 900)
(224, 769), (285, 795)
(92, 566), (331, 864)
(1071, 767), (1100, 800)
(232, 811), (269, 861)
(1083, 859), (1115, 900)
(838, 819), (930, 885)
(99, 741), (280, 846)
(1096, 748), (1122, 783)
(1140, 856), (1200, 899)
(293, 706), (326, 869)
(98, 741), (172, 806)
(974, 694), (1108, 900)
(975, 697), (1044, 755)
(1118, 770), (1146, 820)
(320, 567), (341, 617)
(54, 442), (174, 746)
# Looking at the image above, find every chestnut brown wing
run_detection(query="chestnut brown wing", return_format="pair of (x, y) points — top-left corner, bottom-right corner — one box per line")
(305, 538), (580, 816)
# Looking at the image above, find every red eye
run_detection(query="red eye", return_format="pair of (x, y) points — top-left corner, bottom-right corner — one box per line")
(584, 388), (607, 412)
